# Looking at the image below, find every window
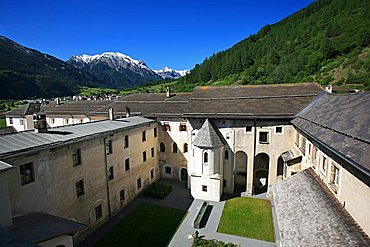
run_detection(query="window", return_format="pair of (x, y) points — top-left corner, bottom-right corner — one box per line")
(276, 126), (283, 133)
(72, 148), (81, 166)
(125, 158), (130, 171)
(76, 179), (84, 198)
(202, 185), (207, 192)
(143, 151), (147, 162)
(51, 118), (55, 124)
(19, 119), (24, 125)
(313, 147), (318, 162)
(137, 178), (142, 190)
(151, 147), (155, 158)
(300, 137), (306, 155)
(79, 119), (83, 123)
(203, 152), (208, 163)
(172, 143), (178, 153)
(225, 150), (229, 160)
(142, 130), (146, 142)
(245, 126), (252, 132)
(179, 123), (187, 131)
(150, 168), (154, 179)
(162, 123), (171, 131)
(154, 128), (157, 138)
(321, 156), (327, 173)
(20, 162), (34, 185)
(183, 143), (188, 153)
(9, 117), (13, 124)
(108, 166), (114, 181)
(295, 131), (300, 146)
(119, 189), (125, 201)
(105, 140), (113, 155)
(223, 180), (227, 187)
(160, 142), (166, 152)
(95, 204), (103, 220)
(124, 135), (129, 148)
(259, 132), (269, 144)
(64, 119), (69, 125)
(330, 165), (340, 187)
(165, 166), (172, 174)
(308, 144), (312, 158)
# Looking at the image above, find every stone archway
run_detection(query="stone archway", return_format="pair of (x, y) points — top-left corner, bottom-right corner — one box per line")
(234, 151), (248, 194)
(253, 153), (270, 195)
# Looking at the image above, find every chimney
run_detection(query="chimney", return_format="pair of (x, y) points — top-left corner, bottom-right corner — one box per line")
(56, 97), (61, 105)
(33, 112), (47, 133)
(126, 107), (131, 118)
(109, 107), (114, 120)
(166, 86), (171, 98)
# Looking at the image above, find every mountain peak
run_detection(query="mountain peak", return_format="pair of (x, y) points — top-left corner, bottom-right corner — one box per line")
(154, 67), (190, 79)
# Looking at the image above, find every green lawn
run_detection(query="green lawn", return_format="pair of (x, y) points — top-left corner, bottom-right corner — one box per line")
(218, 197), (275, 242)
(0, 118), (6, 128)
(95, 203), (187, 247)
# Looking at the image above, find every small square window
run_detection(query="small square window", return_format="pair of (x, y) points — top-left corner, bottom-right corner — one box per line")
(19, 119), (24, 125)
(124, 135), (129, 148)
(108, 166), (114, 181)
(20, 162), (34, 185)
(125, 158), (130, 171)
(165, 166), (172, 174)
(276, 126), (283, 133)
(179, 123), (187, 131)
(143, 151), (147, 162)
(9, 117), (13, 124)
(95, 204), (103, 220)
(151, 147), (155, 158)
(259, 132), (269, 144)
(76, 179), (85, 198)
(162, 123), (171, 131)
(202, 185), (207, 192)
(137, 178), (142, 190)
(245, 126), (252, 132)
(142, 131), (146, 142)
(119, 189), (125, 201)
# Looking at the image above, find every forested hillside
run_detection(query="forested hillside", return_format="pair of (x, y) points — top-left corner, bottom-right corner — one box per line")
(177, 0), (370, 91)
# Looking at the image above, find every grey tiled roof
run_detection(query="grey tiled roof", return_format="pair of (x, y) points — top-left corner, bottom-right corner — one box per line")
(6, 103), (41, 116)
(7, 212), (86, 243)
(0, 116), (155, 158)
(193, 119), (226, 148)
(272, 168), (370, 246)
(0, 227), (37, 247)
(292, 93), (370, 181)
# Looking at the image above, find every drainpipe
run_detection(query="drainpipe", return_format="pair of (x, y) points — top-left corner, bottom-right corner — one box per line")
(252, 119), (257, 195)
(103, 138), (112, 219)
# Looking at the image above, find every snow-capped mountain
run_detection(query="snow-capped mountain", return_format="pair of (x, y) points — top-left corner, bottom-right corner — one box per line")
(154, 67), (190, 79)
(67, 52), (162, 88)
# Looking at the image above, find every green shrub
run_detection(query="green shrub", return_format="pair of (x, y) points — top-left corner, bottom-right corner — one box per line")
(144, 182), (172, 199)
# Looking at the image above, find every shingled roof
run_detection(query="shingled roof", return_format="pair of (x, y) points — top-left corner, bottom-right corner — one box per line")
(291, 92), (370, 186)
(6, 103), (41, 116)
(193, 119), (226, 148)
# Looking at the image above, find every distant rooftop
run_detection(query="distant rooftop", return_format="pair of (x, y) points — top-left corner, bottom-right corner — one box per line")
(0, 116), (155, 159)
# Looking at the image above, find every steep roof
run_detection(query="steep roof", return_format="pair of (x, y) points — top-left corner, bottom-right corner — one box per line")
(0, 116), (155, 159)
(6, 103), (41, 116)
(193, 119), (226, 148)
(291, 93), (370, 186)
(7, 212), (86, 243)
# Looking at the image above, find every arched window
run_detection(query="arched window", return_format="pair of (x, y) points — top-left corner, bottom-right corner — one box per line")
(183, 143), (188, 153)
(160, 142), (165, 152)
(173, 143), (178, 153)
(204, 152), (208, 163)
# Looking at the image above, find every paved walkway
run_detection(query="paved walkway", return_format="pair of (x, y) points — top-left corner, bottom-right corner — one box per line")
(169, 199), (277, 247)
(78, 179), (193, 247)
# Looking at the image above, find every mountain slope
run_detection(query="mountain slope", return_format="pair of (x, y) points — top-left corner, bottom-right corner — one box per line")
(178, 0), (370, 91)
(154, 67), (190, 79)
(67, 52), (162, 89)
(0, 36), (101, 99)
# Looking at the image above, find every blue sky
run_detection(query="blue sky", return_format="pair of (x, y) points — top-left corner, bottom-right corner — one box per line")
(1, 0), (315, 70)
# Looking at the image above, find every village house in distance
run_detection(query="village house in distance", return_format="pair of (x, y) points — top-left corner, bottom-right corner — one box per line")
(1, 82), (369, 246)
